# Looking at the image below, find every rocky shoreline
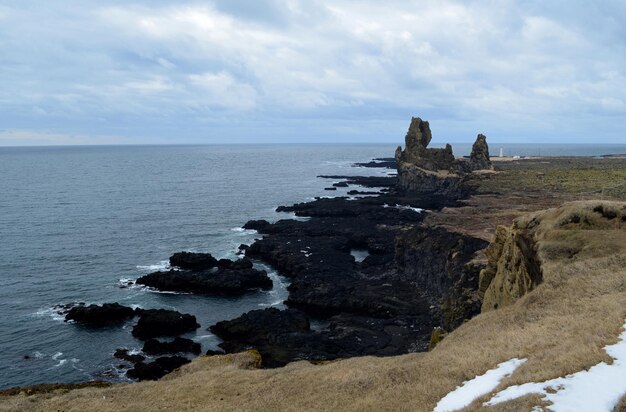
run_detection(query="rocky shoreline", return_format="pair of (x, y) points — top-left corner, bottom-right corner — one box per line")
(28, 117), (500, 382)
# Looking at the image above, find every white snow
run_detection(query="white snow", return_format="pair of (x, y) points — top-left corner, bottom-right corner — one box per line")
(433, 358), (527, 412)
(485, 320), (626, 411)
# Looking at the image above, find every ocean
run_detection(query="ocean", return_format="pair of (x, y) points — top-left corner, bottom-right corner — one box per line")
(0, 143), (624, 390)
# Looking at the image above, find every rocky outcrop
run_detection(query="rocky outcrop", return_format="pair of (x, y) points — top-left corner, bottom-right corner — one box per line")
(132, 309), (199, 340)
(480, 221), (543, 312)
(208, 189), (488, 367)
(469, 134), (493, 171)
(396, 164), (469, 199)
(142, 337), (201, 355)
(126, 356), (191, 381)
(395, 227), (489, 329)
(114, 348), (145, 364)
(63, 303), (136, 326)
(395, 117), (494, 196)
(169, 252), (218, 270)
(395, 117), (455, 171)
(479, 201), (626, 312)
(136, 265), (272, 296)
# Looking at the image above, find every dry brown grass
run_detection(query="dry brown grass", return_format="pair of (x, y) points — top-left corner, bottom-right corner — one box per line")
(2, 201), (625, 412)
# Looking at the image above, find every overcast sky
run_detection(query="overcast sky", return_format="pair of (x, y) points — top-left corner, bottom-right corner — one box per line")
(1, 0), (625, 145)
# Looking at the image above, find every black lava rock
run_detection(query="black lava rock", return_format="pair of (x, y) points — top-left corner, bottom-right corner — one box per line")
(169, 252), (218, 270)
(64, 303), (135, 326)
(142, 337), (201, 355)
(132, 309), (199, 340)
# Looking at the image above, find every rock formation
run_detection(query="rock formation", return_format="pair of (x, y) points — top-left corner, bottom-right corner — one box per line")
(469, 134), (493, 171)
(479, 201), (626, 312)
(63, 303), (135, 326)
(395, 117), (455, 171)
(395, 117), (493, 196)
(479, 224), (542, 311)
(131, 309), (199, 340)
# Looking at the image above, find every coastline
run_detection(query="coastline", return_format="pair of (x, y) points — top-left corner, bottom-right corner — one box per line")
(1, 145), (625, 410)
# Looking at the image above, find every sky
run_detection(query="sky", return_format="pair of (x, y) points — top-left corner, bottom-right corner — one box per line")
(0, 0), (625, 146)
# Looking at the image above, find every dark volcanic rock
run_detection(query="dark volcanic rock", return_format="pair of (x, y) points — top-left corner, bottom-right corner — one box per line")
(469, 134), (493, 171)
(218, 258), (254, 270)
(169, 252), (217, 270)
(395, 226), (489, 329)
(114, 348), (145, 364)
(126, 356), (190, 381)
(210, 308), (310, 343)
(332, 182), (349, 187)
(142, 337), (202, 355)
(317, 175), (396, 188)
(395, 117), (455, 171)
(353, 158), (397, 169)
(132, 309), (199, 340)
(223, 188), (485, 366)
(64, 303), (135, 326)
(136, 266), (271, 296)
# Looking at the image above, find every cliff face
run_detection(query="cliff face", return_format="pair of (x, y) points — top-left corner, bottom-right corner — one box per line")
(479, 224), (543, 312)
(395, 227), (489, 330)
(479, 201), (626, 312)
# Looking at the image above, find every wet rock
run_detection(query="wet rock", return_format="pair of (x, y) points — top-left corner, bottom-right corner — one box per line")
(113, 349), (145, 364)
(126, 356), (190, 381)
(136, 266), (271, 296)
(169, 252), (218, 270)
(353, 158), (397, 169)
(142, 337), (201, 355)
(132, 309), (199, 340)
(210, 308), (310, 343)
(64, 303), (135, 326)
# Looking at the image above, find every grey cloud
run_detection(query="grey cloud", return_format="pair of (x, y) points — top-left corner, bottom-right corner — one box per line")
(0, 0), (625, 145)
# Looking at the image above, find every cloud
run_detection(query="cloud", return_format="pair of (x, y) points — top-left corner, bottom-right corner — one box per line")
(0, 0), (625, 144)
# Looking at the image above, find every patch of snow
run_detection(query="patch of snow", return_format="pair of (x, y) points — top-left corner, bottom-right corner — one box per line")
(485, 320), (626, 411)
(434, 358), (527, 412)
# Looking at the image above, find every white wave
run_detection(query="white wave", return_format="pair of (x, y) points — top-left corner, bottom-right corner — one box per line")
(230, 227), (257, 235)
(258, 300), (282, 307)
(382, 203), (423, 213)
(395, 204), (423, 213)
(136, 260), (170, 272)
(34, 351), (44, 359)
(34, 307), (66, 322)
(52, 352), (63, 360)
(142, 286), (192, 295)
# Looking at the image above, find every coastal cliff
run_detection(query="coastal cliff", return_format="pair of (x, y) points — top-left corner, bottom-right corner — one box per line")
(4, 201), (624, 411)
(395, 117), (493, 197)
(2, 121), (626, 411)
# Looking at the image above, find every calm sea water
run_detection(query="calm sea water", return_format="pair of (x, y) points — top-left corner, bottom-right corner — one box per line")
(0, 143), (624, 389)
